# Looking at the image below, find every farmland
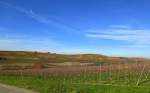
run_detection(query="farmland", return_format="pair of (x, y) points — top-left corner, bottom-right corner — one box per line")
(0, 51), (150, 93)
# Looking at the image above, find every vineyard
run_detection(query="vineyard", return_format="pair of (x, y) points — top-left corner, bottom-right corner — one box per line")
(0, 51), (150, 93)
(1, 62), (150, 93)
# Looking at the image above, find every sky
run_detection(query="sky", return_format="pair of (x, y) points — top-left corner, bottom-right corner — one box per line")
(0, 0), (150, 58)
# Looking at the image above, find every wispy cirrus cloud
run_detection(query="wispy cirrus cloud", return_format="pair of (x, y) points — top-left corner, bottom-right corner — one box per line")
(0, 37), (62, 52)
(85, 25), (150, 48)
(0, 1), (78, 32)
(0, 1), (80, 51)
(0, 27), (62, 51)
(109, 24), (131, 29)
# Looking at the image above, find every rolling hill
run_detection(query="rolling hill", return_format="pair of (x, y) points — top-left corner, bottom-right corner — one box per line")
(0, 51), (149, 69)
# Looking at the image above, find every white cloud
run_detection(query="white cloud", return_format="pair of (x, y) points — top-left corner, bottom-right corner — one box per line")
(0, 1), (78, 32)
(0, 36), (62, 52)
(109, 24), (131, 29)
(85, 26), (150, 48)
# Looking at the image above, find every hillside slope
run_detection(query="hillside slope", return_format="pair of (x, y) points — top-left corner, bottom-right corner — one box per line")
(0, 51), (149, 69)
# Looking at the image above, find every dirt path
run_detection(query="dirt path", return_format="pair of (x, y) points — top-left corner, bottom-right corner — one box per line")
(0, 83), (38, 93)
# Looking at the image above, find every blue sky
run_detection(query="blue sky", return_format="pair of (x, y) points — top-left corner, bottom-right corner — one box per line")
(0, 0), (150, 58)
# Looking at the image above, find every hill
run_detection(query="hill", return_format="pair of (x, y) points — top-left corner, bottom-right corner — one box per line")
(0, 51), (149, 69)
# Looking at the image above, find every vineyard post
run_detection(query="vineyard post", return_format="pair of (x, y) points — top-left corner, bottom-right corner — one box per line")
(125, 62), (129, 83)
(109, 63), (112, 81)
(145, 64), (150, 80)
(135, 60), (139, 83)
(136, 64), (146, 86)
(118, 62), (120, 81)
(99, 63), (102, 82)
(123, 62), (126, 81)
(84, 64), (87, 83)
